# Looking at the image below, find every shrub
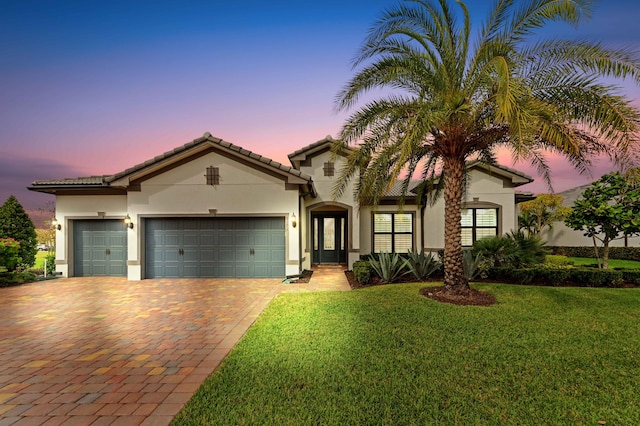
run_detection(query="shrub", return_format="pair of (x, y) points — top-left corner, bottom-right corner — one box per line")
(487, 266), (623, 287)
(533, 267), (573, 286)
(570, 269), (623, 287)
(369, 252), (408, 284)
(0, 270), (36, 286)
(472, 236), (516, 268)
(45, 252), (56, 276)
(0, 196), (37, 268)
(353, 260), (372, 284)
(405, 250), (440, 280)
(620, 270), (640, 285)
(507, 231), (548, 267)
(0, 238), (21, 272)
(549, 246), (640, 261)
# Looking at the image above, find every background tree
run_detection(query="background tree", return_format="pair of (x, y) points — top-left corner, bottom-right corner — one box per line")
(565, 171), (640, 269)
(0, 195), (37, 269)
(518, 194), (572, 235)
(333, 0), (640, 297)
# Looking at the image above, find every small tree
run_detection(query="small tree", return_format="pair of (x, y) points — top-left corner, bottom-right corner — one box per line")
(0, 196), (38, 268)
(519, 194), (571, 235)
(565, 171), (640, 268)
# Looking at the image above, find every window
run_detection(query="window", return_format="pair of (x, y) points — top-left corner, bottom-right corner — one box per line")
(323, 162), (334, 177)
(461, 208), (498, 246)
(205, 166), (220, 186)
(373, 213), (413, 253)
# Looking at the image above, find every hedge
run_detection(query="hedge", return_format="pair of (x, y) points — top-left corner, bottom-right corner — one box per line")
(488, 266), (625, 287)
(549, 246), (640, 261)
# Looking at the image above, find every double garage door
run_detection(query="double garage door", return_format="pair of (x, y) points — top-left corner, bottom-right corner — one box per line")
(145, 217), (285, 278)
(73, 217), (285, 278)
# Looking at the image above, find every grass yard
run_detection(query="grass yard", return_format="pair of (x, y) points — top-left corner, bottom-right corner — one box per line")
(34, 251), (48, 269)
(569, 257), (640, 269)
(174, 283), (640, 425)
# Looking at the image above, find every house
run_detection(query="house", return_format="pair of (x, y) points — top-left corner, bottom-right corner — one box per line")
(29, 133), (533, 280)
(541, 184), (640, 248)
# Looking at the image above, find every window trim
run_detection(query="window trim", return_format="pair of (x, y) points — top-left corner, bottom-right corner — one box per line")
(372, 212), (414, 253)
(461, 206), (500, 246)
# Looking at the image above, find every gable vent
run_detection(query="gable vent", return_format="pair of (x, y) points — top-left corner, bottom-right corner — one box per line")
(205, 166), (220, 186)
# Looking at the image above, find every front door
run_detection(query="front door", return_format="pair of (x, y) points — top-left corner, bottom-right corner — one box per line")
(312, 213), (347, 264)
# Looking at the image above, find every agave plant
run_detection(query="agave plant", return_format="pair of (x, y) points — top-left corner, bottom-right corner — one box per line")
(405, 249), (441, 280)
(369, 252), (409, 284)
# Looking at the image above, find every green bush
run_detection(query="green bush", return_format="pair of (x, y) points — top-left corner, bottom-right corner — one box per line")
(507, 231), (548, 267)
(0, 270), (36, 286)
(550, 246), (640, 261)
(487, 266), (624, 287)
(0, 196), (37, 268)
(472, 236), (516, 267)
(570, 269), (623, 287)
(535, 267), (573, 286)
(369, 252), (408, 284)
(472, 232), (547, 271)
(45, 252), (56, 276)
(353, 260), (372, 284)
(0, 238), (21, 272)
(405, 249), (440, 280)
(620, 270), (640, 285)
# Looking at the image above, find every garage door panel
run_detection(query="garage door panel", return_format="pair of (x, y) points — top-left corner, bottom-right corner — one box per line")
(165, 234), (180, 246)
(235, 233), (251, 246)
(218, 233), (234, 246)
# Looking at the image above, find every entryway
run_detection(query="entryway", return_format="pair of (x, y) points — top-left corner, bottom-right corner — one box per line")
(311, 212), (347, 264)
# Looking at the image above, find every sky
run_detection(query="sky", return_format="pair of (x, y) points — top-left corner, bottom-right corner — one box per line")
(2, 0), (640, 212)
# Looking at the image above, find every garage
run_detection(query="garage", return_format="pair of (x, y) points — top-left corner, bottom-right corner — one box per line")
(145, 217), (286, 278)
(73, 220), (128, 276)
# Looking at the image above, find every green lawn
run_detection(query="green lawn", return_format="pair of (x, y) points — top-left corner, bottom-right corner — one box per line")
(34, 251), (48, 269)
(174, 283), (640, 425)
(569, 257), (640, 269)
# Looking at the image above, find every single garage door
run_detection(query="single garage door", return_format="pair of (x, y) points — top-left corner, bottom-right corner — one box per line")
(145, 217), (285, 278)
(73, 220), (128, 276)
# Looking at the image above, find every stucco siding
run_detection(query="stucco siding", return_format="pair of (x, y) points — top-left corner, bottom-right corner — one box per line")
(54, 195), (128, 277)
(299, 150), (360, 269)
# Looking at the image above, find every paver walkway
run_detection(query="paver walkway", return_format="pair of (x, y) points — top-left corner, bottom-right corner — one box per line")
(0, 268), (349, 426)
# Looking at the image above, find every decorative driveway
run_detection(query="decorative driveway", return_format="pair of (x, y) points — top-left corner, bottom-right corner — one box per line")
(0, 272), (349, 425)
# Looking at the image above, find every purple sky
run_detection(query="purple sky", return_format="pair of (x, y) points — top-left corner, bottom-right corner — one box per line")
(2, 0), (639, 211)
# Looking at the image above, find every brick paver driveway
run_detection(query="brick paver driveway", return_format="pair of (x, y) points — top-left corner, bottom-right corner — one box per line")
(0, 277), (287, 425)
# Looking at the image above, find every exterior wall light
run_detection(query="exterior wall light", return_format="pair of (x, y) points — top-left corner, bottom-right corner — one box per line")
(291, 213), (297, 228)
(124, 214), (134, 229)
(52, 218), (61, 231)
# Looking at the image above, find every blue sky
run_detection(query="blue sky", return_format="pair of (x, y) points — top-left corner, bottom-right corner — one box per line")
(1, 0), (639, 210)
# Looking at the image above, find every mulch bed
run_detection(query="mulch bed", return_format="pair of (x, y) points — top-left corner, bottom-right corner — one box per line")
(345, 270), (497, 306)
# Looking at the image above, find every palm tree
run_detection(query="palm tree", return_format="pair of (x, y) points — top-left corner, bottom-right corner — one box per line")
(333, 0), (640, 296)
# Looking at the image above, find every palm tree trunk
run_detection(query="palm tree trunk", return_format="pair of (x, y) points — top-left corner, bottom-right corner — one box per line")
(442, 156), (470, 294)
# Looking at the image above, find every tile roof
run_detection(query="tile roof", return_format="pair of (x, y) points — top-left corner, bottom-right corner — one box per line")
(31, 176), (107, 186)
(31, 133), (313, 190)
(556, 184), (592, 206)
(106, 133), (312, 183)
(287, 135), (335, 160)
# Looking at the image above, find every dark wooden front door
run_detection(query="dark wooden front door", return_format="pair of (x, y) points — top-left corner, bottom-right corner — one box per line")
(312, 213), (347, 264)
